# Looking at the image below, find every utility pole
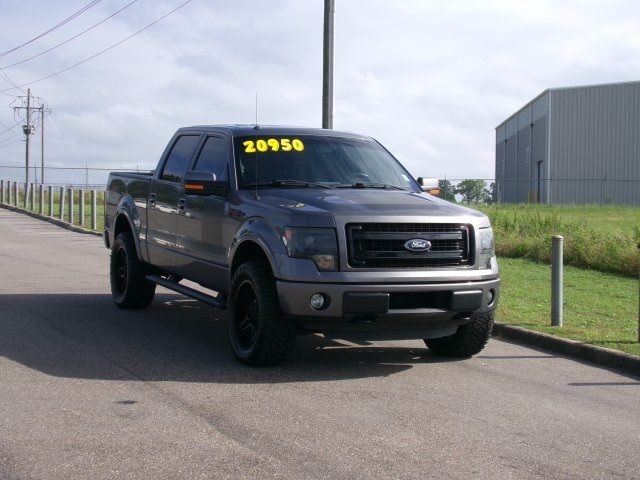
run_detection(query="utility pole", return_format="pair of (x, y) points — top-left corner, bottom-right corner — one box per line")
(24, 88), (31, 185)
(14, 91), (50, 186)
(322, 0), (335, 129)
(14, 89), (46, 187)
(41, 107), (45, 184)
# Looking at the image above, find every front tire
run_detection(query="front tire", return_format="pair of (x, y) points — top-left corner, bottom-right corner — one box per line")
(228, 261), (296, 366)
(425, 312), (494, 357)
(110, 231), (156, 309)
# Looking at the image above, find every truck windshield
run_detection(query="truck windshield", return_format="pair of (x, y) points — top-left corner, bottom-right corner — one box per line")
(233, 135), (418, 190)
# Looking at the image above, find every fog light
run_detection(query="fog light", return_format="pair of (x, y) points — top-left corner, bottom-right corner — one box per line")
(310, 293), (326, 310)
(487, 289), (495, 306)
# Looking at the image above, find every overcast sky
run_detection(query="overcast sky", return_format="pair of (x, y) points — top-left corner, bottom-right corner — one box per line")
(0, 0), (638, 184)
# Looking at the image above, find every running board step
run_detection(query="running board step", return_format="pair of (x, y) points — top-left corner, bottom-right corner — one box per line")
(146, 275), (227, 310)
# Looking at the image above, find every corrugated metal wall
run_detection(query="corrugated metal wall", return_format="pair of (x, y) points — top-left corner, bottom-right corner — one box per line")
(496, 82), (640, 205)
(530, 115), (547, 202)
(495, 91), (549, 203)
(549, 82), (640, 205)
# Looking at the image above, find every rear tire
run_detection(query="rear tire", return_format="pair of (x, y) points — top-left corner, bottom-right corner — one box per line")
(110, 231), (156, 309)
(425, 312), (494, 357)
(228, 261), (296, 366)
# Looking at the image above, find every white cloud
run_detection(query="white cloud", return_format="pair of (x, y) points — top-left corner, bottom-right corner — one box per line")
(0, 0), (638, 185)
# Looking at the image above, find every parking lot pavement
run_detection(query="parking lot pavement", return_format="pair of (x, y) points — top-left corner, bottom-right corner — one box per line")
(1, 209), (640, 480)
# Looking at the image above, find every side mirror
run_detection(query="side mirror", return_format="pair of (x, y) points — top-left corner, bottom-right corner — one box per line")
(183, 171), (227, 196)
(416, 177), (440, 196)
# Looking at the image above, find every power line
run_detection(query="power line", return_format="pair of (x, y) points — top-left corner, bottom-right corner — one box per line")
(0, 0), (103, 59)
(0, 139), (22, 149)
(0, 122), (21, 137)
(0, 127), (20, 140)
(2, 0), (141, 70)
(0, 68), (26, 94)
(0, 164), (116, 171)
(0, 0), (193, 93)
(0, 133), (21, 147)
(48, 112), (74, 163)
(0, 131), (20, 142)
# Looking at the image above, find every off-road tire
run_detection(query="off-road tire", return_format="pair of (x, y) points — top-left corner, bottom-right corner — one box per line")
(228, 261), (296, 366)
(110, 231), (156, 309)
(425, 311), (494, 357)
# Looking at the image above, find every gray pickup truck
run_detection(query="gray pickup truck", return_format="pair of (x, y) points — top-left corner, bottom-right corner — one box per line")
(105, 125), (500, 365)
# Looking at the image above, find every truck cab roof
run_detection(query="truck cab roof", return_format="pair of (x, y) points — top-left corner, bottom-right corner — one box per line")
(176, 124), (371, 139)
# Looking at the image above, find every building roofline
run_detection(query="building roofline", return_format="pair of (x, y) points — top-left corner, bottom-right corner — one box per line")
(495, 79), (640, 130)
(549, 78), (640, 92)
(495, 89), (549, 130)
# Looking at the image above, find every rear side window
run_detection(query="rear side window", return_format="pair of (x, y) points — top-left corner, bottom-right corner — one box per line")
(161, 135), (200, 182)
(193, 136), (229, 181)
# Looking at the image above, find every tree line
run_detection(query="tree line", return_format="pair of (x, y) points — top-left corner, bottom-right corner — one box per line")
(438, 179), (495, 204)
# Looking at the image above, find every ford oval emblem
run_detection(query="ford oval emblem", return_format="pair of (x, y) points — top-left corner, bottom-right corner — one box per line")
(404, 238), (432, 252)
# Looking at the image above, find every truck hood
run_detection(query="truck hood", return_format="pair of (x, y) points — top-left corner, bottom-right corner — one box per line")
(253, 188), (487, 219)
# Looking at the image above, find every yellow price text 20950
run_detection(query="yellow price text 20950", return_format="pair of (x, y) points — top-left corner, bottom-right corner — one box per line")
(243, 138), (304, 153)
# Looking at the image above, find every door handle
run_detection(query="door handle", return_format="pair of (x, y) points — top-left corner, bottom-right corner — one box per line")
(177, 198), (187, 214)
(148, 193), (157, 208)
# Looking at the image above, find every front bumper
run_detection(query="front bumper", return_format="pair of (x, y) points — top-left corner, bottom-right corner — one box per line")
(276, 278), (500, 340)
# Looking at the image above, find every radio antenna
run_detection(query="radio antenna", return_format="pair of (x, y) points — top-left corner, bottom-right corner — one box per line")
(254, 91), (260, 199)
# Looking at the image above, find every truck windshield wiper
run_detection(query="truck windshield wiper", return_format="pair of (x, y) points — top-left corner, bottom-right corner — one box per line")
(244, 179), (333, 189)
(335, 182), (406, 190)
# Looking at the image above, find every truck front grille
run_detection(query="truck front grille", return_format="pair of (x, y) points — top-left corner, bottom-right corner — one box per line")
(346, 223), (472, 269)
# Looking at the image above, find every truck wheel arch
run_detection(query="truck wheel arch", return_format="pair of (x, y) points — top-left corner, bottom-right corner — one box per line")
(113, 211), (142, 261)
(230, 240), (277, 280)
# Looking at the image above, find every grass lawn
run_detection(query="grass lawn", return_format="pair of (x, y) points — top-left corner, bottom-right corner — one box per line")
(497, 257), (640, 356)
(480, 204), (640, 236)
(478, 204), (640, 277)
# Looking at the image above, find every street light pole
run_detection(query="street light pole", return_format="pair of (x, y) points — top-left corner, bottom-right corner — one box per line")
(322, 0), (335, 129)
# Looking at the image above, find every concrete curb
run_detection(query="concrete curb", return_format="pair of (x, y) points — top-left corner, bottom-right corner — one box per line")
(493, 322), (640, 378)
(0, 203), (101, 237)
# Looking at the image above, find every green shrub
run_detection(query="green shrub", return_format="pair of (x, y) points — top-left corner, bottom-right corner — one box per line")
(482, 205), (639, 277)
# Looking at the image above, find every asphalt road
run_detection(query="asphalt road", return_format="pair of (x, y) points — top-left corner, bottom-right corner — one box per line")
(1, 209), (639, 480)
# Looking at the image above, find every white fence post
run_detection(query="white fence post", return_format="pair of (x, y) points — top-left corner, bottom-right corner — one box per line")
(79, 189), (85, 227)
(38, 184), (44, 214)
(68, 187), (74, 225)
(48, 185), (54, 217)
(91, 190), (97, 230)
(59, 186), (65, 221)
(30, 183), (35, 211)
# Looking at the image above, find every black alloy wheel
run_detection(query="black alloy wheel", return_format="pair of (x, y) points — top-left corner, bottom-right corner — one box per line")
(109, 231), (156, 309)
(113, 247), (128, 296)
(227, 261), (296, 366)
(233, 280), (260, 350)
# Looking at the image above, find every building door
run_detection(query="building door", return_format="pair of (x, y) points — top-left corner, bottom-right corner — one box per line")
(536, 160), (543, 203)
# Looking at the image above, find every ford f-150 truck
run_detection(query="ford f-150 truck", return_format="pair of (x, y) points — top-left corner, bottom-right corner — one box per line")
(105, 125), (500, 366)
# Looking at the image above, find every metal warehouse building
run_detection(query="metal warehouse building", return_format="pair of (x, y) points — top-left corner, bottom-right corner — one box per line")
(495, 80), (640, 205)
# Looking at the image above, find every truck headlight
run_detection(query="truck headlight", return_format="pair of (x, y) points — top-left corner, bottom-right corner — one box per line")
(282, 227), (339, 271)
(479, 227), (495, 268)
